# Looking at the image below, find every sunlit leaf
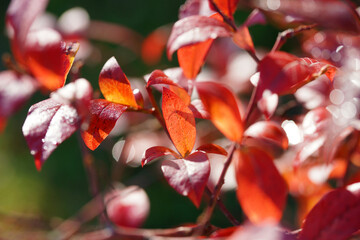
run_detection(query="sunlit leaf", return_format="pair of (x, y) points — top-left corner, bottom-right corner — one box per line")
(228, 223), (297, 240)
(197, 81), (243, 142)
(179, 0), (214, 19)
(167, 15), (232, 59)
(22, 99), (80, 170)
(141, 26), (170, 65)
(209, 0), (240, 19)
(161, 151), (210, 207)
(244, 121), (288, 150)
(162, 88), (195, 157)
(232, 25), (255, 54)
(81, 99), (127, 151)
(0, 71), (37, 130)
(196, 143), (227, 156)
(25, 28), (79, 91)
(141, 146), (181, 167)
(234, 147), (288, 223)
(300, 184), (360, 240)
(99, 57), (137, 108)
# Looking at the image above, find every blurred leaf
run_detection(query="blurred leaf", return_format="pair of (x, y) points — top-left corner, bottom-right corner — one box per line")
(234, 147), (288, 223)
(142, 146), (180, 167)
(209, 0), (240, 19)
(197, 81), (243, 142)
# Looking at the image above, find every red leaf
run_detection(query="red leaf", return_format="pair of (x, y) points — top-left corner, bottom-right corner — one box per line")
(179, 0), (215, 19)
(255, 51), (332, 102)
(188, 99), (210, 119)
(234, 147), (288, 223)
(141, 146), (181, 167)
(167, 15), (232, 59)
(196, 143), (227, 156)
(232, 25), (255, 54)
(258, 0), (360, 34)
(105, 185), (150, 228)
(300, 57), (336, 82)
(177, 38), (213, 79)
(196, 81), (243, 142)
(22, 99), (80, 170)
(6, 0), (49, 65)
(209, 0), (240, 19)
(99, 57), (137, 108)
(299, 184), (360, 240)
(141, 26), (170, 65)
(81, 99), (127, 151)
(228, 223), (297, 240)
(25, 29), (79, 91)
(256, 91), (278, 119)
(161, 151), (210, 207)
(0, 71), (37, 125)
(244, 121), (289, 150)
(162, 88), (196, 157)
(244, 9), (266, 27)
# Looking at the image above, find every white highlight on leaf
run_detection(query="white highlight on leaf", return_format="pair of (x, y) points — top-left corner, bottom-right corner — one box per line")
(281, 120), (303, 145)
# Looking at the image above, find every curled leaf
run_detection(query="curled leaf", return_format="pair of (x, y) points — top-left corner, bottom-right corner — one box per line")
(99, 57), (137, 108)
(196, 143), (227, 156)
(81, 99), (127, 150)
(161, 151), (210, 207)
(141, 146), (181, 167)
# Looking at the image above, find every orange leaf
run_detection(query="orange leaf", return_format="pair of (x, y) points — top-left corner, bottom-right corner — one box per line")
(81, 99), (127, 150)
(99, 57), (137, 108)
(162, 88), (195, 157)
(178, 39), (213, 79)
(234, 147), (288, 224)
(232, 25), (255, 54)
(210, 0), (239, 19)
(196, 81), (243, 142)
(25, 29), (79, 91)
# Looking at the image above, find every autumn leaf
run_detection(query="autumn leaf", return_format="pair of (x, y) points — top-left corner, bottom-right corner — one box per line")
(209, 0), (240, 19)
(196, 143), (228, 156)
(232, 25), (255, 54)
(167, 15), (232, 59)
(234, 147), (288, 223)
(161, 151), (210, 207)
(99, 57), (137, 108)
(162, 88), (195, 157)
(196, 81), (243, 142)
(299, 183), (360, 240)
(25, 29), (79, 91)
(141, 146), (181, 167)
(81, 99), (127, 151)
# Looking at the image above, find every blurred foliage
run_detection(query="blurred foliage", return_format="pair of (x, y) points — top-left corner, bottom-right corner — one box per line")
(0, 0), (279, 231)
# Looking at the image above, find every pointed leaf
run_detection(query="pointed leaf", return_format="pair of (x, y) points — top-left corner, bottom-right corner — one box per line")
(81, 99), (127, 150)
(196, 143), (227, 156)
(141, 146), (181, 167)
(161, 151), (210, 207)
(22, 99), (80, 170)
(209, 0), (240, 19)
(162, 88), (195, 157)
(178, 39), (213, 79)
(0, 71), (37, 126)
(300, 183), (360, 240)
(255, 51), (333, 102)
(232, 25), (255, 54)
(234, 147), (288, 223)
(244, 121), (288, 150)
(25, 28), (79, 91)
(244, 9), (266, 27)
(196, 81), (243, 142)
(99, 57), (137, 108)
(167, 15), (232, 59)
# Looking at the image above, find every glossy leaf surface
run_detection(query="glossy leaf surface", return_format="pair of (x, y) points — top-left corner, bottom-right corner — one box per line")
(25, 29), (79, 91)
(235, 147), (287, 223)
(210, 0), (239, 19)
(162, 88), (195, 157)
(22, 99), (79, 170)
(196, 143), (227, 156)
(99, 57), (137, 108)
(82, 99), (127, 150)
(300, 184), (360, 240)
(141, 146), (181, 167)
(197, 81), (243, 142)
(161, 151), (210, 207)
(167, 15), (231, 59)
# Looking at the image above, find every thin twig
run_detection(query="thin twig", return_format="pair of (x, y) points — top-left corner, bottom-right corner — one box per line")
(196, 142), (237, 234)
(271, 24), (318, 52)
